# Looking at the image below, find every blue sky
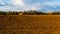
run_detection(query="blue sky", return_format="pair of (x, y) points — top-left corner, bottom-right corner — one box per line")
(0, 0), (60, 12)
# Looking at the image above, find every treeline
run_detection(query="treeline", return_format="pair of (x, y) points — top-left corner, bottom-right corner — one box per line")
(23, 10), (47, 15)
(0, 10), (60, 15)
(0, 11), (7, 15)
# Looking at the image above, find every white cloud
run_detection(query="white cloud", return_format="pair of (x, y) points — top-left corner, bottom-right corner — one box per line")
(10, 0), (41, 10)
(0, 1), (1, 3)
(0, 0), (41, 11)
(0, 6), (10, 11)
(43, 1), (60, 8)
(0, 0), (5, 5)
(11, 0), (25, 6)
(1, 2), (5, 5)
(31, 7), (36, 10)
(31, 3), (42, 10)
(0, 6), (20, 11)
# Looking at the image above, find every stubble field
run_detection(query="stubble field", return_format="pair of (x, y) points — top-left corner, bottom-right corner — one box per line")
(0, 15), (60, 34)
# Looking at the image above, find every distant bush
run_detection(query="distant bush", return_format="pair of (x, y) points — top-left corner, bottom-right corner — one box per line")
(7, 11), (19, 15)
(52, 11), (60, 15)
(23, 10), (48, 15)
(0, 10), (60, 15)
(0, 11), (7, 15)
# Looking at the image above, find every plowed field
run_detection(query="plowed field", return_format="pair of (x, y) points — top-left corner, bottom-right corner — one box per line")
(0, 15), (60, 34)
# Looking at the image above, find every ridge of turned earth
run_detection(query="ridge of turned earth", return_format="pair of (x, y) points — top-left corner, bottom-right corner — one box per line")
(0, 15), (60, 34)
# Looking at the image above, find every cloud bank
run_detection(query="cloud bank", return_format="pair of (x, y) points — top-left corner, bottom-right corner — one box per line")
(0, 0), (60, 12)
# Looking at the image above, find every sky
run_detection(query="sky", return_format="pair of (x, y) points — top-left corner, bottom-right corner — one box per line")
(0, 0), (60, 12)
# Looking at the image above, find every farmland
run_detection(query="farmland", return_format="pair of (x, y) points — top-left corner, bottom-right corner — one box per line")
(0, 15), (60, 34)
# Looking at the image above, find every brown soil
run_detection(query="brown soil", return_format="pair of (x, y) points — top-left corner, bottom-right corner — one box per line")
(0, 15), (60, 34)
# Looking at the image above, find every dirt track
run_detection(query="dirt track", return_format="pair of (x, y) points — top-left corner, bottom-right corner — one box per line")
(0, 15), (60, 34)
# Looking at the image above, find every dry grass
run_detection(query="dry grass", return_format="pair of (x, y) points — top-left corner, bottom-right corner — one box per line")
(0, 15), (60, 34)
